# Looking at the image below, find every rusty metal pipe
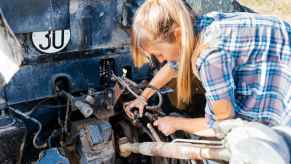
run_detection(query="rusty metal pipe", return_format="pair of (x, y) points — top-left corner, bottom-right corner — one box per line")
(146, 123), (162, 142)
(119, 142), (230, 161)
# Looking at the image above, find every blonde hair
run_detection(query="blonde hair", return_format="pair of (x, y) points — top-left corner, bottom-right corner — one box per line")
(131, 0), (201, 106)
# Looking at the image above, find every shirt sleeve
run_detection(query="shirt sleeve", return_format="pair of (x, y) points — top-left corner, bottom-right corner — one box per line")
(198, 48), (237, 127)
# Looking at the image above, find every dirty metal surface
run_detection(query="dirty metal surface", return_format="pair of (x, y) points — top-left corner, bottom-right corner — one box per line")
(69, 0), (129, 51)
(0, 0), (252, 104)
(0, 0), (69, 34)
(4, 52), (150, 105)
(0, 117), (27, 164)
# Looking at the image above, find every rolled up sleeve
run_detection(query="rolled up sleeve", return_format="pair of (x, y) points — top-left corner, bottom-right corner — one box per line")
(198, 49), (237, 127)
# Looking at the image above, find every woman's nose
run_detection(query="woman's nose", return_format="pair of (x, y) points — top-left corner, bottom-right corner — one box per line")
(157, 56), (166, 63)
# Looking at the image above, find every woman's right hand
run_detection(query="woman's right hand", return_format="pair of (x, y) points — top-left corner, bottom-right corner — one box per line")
(124, 96), (147, 119)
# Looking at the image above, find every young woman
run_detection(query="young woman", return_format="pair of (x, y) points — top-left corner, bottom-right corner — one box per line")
(124, 0), (291, 136)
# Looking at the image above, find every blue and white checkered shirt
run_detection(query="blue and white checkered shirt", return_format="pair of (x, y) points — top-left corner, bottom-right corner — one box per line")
(195, 12), (291, 127)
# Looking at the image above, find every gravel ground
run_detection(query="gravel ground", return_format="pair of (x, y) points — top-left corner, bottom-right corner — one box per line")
(239, 0), (291, 22)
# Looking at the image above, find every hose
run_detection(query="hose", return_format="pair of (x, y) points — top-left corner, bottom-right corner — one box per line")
(9, 107), (47, 149)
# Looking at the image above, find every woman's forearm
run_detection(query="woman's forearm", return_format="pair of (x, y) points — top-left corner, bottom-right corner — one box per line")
(174, 117), (208, 134)
(141, 63), (176, 100)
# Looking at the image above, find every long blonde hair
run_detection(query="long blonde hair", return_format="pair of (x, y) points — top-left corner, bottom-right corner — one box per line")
(131, 0), (201, 106)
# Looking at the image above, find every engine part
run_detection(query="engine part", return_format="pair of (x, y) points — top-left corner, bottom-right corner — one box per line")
(146, 123), (161, 142)
(119, 140), (229, 161)
(60, 91), (94, 118)
(72, 119), (115, 164)
(36, 148), (69, 164)
(74, 100), (94, 118)
(91, 88), (117, 120)
(112, 72), (163, 110)
(85, 88), (96, 105)
(0, 116), (26, 164)
(99, 58), (115, 88)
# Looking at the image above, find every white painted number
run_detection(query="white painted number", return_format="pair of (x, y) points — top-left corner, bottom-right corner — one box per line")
(32, 29), (70, 54)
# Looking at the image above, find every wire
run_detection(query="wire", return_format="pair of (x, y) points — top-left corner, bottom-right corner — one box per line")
(48, 129), (59, 148)
(64, 98), (70, 133)
(145, 90), (163, 110)
(24, 98), (51, 115)
(9, 107), (47, 149)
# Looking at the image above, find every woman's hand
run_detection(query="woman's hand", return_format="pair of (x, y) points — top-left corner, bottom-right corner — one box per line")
(123, 64), (176, 119)
(124, 96), (147, 119)
(153, 116), (179, 136)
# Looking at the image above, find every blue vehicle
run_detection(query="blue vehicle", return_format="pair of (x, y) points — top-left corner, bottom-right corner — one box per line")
(3, 1), (284, 164)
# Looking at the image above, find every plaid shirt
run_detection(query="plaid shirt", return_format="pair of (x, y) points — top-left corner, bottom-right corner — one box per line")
(194, 12), (291, 127)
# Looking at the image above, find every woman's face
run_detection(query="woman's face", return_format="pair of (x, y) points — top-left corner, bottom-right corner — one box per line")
(142, 40), (180, 63)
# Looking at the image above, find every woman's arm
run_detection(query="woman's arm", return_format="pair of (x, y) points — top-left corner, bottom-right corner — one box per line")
(153, 117), (208, 136)
(141, 63), (177, 100)
(153, 99), (235, 136)
(173, 117), (208, 133)
(212, 99), (235, 121)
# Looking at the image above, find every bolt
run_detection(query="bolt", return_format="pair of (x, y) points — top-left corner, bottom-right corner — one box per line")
(108, 92), (112, 98)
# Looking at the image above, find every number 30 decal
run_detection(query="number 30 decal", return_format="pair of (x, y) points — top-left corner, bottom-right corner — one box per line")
(32, 29), (70, 54)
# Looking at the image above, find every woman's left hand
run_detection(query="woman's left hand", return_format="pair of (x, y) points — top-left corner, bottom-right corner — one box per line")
(153, 116), (179, 136)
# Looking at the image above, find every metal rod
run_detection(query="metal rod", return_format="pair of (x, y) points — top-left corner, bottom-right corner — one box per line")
(119, 142), (230, 161)
(171, 139), (224, 148)
(147, 123), (162, 142)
